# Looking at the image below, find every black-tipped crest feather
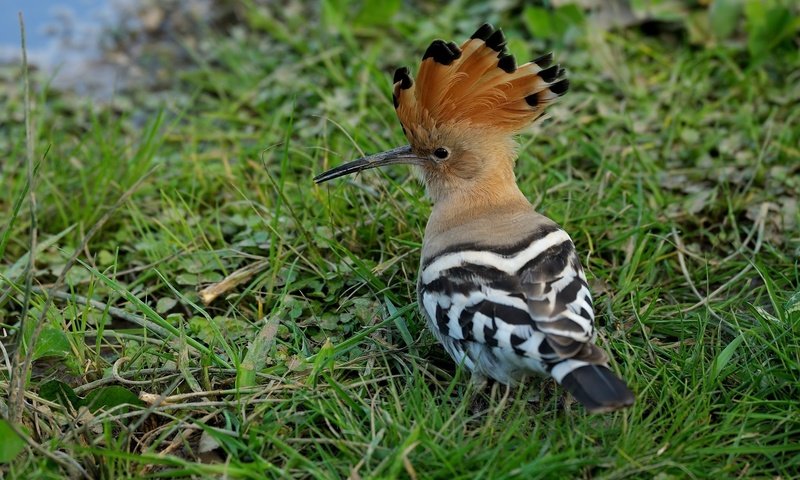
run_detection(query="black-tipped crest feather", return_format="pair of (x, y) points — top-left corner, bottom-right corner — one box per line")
(497, 54), (516, 73)
(393, 67), (413, 89)
(485, 29), (507, 51)
(550, 78), (569, 96)
(471, 23), (494, 40)
(533, 52), (553, 68)
(423, 40), (460, 65)
(393, 23), (571, 136)
(539, 64), (561, 83)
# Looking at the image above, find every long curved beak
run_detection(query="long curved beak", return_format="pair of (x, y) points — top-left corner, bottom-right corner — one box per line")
(314, 145), (423, 184)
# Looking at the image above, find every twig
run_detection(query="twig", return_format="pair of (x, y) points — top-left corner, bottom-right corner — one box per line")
(139, 386), (267, 404)
(111, 357), (170, 386)
(73, 366), (183, 395)
(83, 330), (168, 346)
(198, 259), (268, 304)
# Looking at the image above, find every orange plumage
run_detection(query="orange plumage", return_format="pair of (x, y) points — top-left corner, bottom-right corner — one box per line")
(392, 24), (569, 137)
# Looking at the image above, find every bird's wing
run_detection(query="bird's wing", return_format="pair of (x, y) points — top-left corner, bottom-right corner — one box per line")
(419, 225), (608, 374)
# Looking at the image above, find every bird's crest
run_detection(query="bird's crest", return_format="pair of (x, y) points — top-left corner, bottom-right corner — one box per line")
(392, 23), (568, 137)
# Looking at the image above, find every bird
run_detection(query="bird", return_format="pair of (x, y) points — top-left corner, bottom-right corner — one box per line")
(314, 23), (634, 413)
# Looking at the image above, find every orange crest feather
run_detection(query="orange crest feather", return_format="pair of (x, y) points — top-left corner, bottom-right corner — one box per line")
(392, 24), (568, 136)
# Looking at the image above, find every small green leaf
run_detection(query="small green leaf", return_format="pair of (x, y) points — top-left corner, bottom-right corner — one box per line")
(386, 297), (414, 349)
(752, 305), (780, 323)
(745, 1), (798, 58)
(0, 420), (26, 463)
(289, 300), (304, 320)
(711, 334), (745, 382)
(555, 4), (586, 28)
(505, 38), (530, 64)
(710, 0), (743, 39)
(42, 381), (143, 413)
(40, 380), (82, 409)
(175, 273), (198, 285)
(83, 386), (144, 412)
(237, 318), (279, 388)
(524, 4), (585, 41)
(33, 327), (71, 360)
(785, 289), (800, 315)
(199, 271), (223, 283)
(319, 312), (341, 330)
(97, 250), (116, 266)
(524, 6), (555, 39)
(309, 338), (336, 386)
(156, 297), (178, 314)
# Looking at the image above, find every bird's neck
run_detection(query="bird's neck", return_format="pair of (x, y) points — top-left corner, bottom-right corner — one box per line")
(425, 174), (531, 238)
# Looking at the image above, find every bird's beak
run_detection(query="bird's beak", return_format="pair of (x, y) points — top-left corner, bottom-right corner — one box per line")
(314, 145), (424, 184)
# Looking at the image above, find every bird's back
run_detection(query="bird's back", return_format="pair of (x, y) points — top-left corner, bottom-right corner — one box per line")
(419, 201), (634, 412)
(419, 203), (587, 377)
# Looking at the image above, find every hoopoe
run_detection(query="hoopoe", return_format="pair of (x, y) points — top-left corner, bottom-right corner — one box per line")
(315, 24), (634, 413)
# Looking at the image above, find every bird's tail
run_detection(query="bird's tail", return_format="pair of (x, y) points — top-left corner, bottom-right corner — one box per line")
(558, 363), (635, 414)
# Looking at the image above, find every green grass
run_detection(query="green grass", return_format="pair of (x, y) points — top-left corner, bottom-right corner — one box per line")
(2, 3), (799, 479)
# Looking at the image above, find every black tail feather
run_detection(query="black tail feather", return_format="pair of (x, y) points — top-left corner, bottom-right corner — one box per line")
(560, 365), (634, 413)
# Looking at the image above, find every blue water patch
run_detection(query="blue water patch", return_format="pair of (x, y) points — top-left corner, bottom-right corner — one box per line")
(1, 0), (115, 62)
(1, 0), (132, 97)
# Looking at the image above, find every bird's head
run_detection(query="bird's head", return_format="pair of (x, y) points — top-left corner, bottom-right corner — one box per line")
(315, 24), (568, 204)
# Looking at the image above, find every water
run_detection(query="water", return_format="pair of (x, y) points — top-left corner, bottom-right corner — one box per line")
(2, 0), (131, 98)
(3, 1), (109, 56)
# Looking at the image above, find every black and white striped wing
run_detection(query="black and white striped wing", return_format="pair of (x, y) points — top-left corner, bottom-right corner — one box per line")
(419, 227), (602, 382)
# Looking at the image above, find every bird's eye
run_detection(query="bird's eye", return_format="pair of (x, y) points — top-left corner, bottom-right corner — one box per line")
(433, 147), (449, 159)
